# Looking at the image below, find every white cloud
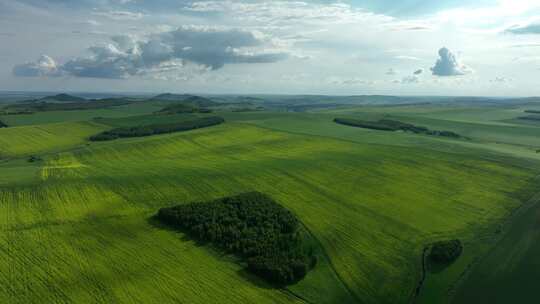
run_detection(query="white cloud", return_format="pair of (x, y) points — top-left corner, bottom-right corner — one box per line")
(92, 10), (144, 20)
(386, 68), (397, 75)
(490, 76), (511, 83)
(12, 55), (60, 77)
(431, 47), (472, 76)
(326, 76), (375, 86)
(394, 55), (421, 61)
(86, 19), (100, 26)
(401, 75), (420, 84)
(184, 1), (394, 25)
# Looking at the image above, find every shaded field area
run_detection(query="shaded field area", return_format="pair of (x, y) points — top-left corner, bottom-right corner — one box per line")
(452, 191), (540, 304)
(0, 119), (536, 304)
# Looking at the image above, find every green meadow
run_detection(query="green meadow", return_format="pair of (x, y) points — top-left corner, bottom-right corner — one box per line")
(1, 100), (540, 303)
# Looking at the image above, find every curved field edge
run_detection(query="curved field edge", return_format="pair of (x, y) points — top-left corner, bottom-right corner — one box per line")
(1, 122), (536, 304)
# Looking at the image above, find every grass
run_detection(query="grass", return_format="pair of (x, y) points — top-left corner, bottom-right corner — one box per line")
(1, 118), (536, 304)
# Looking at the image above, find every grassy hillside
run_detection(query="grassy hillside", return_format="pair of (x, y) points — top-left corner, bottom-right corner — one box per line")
(1, 118), (536, 303)
(0, 121), (107, 157)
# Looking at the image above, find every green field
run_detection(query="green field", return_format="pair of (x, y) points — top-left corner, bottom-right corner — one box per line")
(2, 100), (540, 303)
(0, 102), (161, 127)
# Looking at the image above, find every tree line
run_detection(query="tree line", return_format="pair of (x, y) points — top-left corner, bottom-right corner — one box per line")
(518, 116), (540, 121)
(157, 192), (316, 285)
(0, 120), (7, 128)
(334, 118), (463, 139)
(89, 116), (225, 141)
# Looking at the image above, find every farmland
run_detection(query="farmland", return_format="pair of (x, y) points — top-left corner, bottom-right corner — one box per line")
(1, 96), (540, 303)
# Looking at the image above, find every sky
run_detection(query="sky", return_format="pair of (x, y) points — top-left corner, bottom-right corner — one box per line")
(1, 0), (540, 96)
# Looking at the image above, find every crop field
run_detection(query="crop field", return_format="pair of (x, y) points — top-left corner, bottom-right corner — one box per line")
(1, 101), (539, 304)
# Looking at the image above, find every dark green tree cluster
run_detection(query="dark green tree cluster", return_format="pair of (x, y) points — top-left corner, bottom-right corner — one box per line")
(334, 118), (399, 131)
(89, 116), (224, 141)
(334, 118), (463, 139)
(157, 103), (212, 114)
(518, 115), (540, 121)
(524, 110), (540, 114)
(429, 239), (463, 264)
(0, 110), (34, 115)
(157, 192), (315, 285)
(0, 120), (7, 128)
(28, 155), (42, 162)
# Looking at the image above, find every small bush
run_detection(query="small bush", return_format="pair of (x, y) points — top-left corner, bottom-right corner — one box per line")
(28, 155), (42, 163)
(429, 239), (463, 264)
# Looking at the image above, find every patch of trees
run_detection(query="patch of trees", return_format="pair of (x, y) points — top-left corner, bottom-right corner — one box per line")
(0, 120), (7, 128)
(287, 103), (345, 112)
(524, 110), (540, 114)
(157, 103), (212, 114)
(89, 116), (225, 141)
(28, 155), (42, 163)
(518, 115), (540, 121)
(429, 240), (463, 264)
(0, 110), (34, 115)
(231, 107), (265, 112)
(157, 192), (316, 285)
(334, 118), (464, 139)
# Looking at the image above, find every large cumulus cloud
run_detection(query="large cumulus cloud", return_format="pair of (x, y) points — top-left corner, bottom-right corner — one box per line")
(430, 47), (471, 77)
(13, 26), (289, 79)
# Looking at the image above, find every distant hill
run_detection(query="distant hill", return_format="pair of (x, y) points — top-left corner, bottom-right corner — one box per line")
(149, 94), (219, 107)
(16, 93), (88, 104)
(149, 93), (190, 101)
(5, 97), (133, 112)
(41, 93), (87, 103)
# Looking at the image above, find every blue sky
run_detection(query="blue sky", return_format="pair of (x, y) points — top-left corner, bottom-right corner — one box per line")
(1, 0), (540, 96)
